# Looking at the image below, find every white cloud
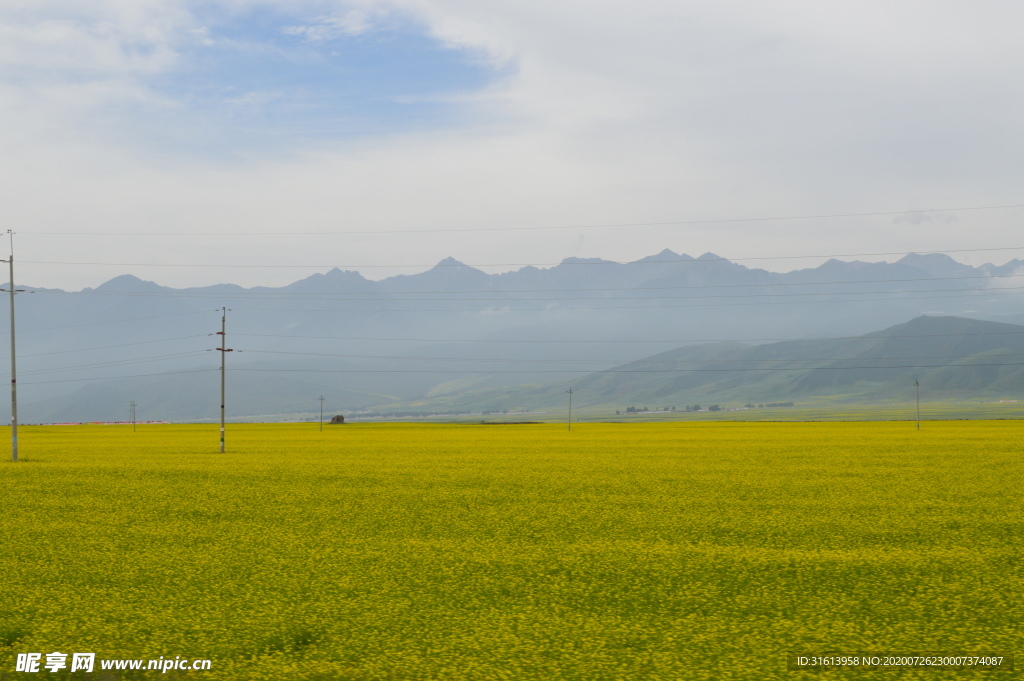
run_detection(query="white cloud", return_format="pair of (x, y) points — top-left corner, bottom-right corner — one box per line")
(0, 1), (188, 75)
(2, 0), (1024, 290)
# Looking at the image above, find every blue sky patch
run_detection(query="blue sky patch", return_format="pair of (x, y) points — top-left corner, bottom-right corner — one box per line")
(139, 4), (503, 154)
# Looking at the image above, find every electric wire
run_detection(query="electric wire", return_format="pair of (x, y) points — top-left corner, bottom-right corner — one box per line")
(18, 243), (1024, 271)
(52, 271), (1024, 297)
(5, 236), (1024, 405)
(21, 310), (209, 333)
(222, 288), (1023, 312)
(21, 335), (210, 358)
(12, 351), (210, 377)
(239, 348), (1022, 366)
(20, 202), (1024, 236)
(10, 341), (1024, 386)
(20, 368), (215, 386)
(15, 358), (1024, 387)
(234, 329), (1024, 344)
(26, 290), (1020, 316)
(61, 282), (1024, 302)
(233, 362), (1024, 375)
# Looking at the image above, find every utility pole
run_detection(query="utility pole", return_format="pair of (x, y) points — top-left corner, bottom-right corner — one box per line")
(318, 395), (325, 431)
(1, 231), (24, 462)
(567, 388), (573, 432)
(215, 308), (233, 453)
(915, 378), (920, 431)
(130, 401), (137, 432)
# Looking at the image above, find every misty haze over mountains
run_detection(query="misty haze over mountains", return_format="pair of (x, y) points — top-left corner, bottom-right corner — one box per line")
(2, 249), (1022, 422)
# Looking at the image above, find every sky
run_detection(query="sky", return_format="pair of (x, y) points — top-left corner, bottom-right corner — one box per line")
(2, 0), (1024, 290)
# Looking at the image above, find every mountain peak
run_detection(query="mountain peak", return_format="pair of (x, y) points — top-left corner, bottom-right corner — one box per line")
(896, 252), (977, 277)
(560, 256), (611, 265)
(324, 267), (366, 278)
(867, 314), (1019, 338)
(275, 267), (371, 293)
(898, 252), (958, 266)
(434, 257), (469, 268)
(88, 274), (166, 292)
(632, 249), (688, 263)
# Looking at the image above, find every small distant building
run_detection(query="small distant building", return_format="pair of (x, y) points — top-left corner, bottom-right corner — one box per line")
(329, 415), (345, 424)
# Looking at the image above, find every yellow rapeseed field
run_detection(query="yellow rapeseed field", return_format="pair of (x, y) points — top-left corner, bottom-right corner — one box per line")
(0, 421), (1019, 680)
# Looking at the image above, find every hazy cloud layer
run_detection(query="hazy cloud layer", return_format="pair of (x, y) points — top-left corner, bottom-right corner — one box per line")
(1, 0), (1023, 289)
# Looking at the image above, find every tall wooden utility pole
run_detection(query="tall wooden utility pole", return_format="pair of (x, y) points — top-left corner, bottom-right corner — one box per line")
(1, 231), (24, 462)
(915, 378), (920, 431)
(318, 395), (325, 431)
(216, 308), (232, 453)
(567, 388), (573, 432)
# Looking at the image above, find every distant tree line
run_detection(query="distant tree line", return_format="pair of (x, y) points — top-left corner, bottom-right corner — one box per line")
(615, 402), (795, 414)
(618, 406), (679, 413)
(349, 409), (483, 419)
(618, 404), (724, 414)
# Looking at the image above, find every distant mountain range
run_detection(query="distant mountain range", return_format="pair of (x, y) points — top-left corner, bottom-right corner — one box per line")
(2, 250), (1022, 421)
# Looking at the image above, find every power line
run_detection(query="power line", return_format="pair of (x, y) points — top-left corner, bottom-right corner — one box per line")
(7, 343), (1017, 374)
(22, 350), (1021, 373)
(8, 351), (209, 377)
(21, 310), (208, 333)
(234, 329), (1024, 344)
(232, 361), (1024, 375)
(58, 271), (1024, 297)
(219, 289), (1023, 312)
(18, 368), (215, 386)
(235, 349), (1024, 366)
(20, 202), (1024, 236)
(20, 335), (208, 358)
(14, 358), (1024, 386)
(42, 288), (1022, 313)
(59, 283), (1024, 303)
(17, 245), (1024, 270)
(86, 282), (1024, 301)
